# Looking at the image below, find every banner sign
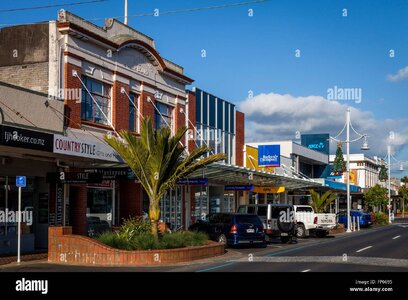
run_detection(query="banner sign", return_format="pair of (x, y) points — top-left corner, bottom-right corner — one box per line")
(83, 168), (135, 180)
(258, 145), (280, 167)
(0, 125), (53, 152)
(46, 172), (103, 184)
(253, 186), (285, 194)
(177, 178), (208, 185)
(224, 185), (254, 191)
(53, 134), (122, 162)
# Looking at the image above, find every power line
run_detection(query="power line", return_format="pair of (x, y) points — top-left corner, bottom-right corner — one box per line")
(90, 0), (271, 21)
(0, 0), (108, 13)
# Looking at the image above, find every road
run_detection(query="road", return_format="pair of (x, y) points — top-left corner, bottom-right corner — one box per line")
(1, 220), (407, 272)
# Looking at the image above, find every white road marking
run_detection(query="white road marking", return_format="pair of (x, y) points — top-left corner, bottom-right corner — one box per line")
(301, 269), (311, 272)
(392, 235), (401, 240)
(356, 246), (372, 253)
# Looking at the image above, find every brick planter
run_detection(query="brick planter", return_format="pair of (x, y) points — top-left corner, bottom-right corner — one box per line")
(48, 227), (225, 266)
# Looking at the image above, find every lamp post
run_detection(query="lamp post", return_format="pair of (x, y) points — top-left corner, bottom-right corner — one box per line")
(387, 145), (392, 224)
(330, 107), (369, 233)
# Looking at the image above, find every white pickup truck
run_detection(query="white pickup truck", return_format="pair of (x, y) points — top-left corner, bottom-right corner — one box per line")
(294, 205), (336, 238)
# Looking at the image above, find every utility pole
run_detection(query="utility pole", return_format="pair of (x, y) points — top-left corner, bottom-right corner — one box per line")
(346, 108), (351, 233)
(124, 0), (128, 25)
(388, 145), (392, 223)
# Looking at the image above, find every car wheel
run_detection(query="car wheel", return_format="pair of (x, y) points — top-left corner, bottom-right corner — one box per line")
(217, 234), (227, 245)
(296, 224), (306, 238)
(316, 231), (327, 238)
(281, 236), (291, 243)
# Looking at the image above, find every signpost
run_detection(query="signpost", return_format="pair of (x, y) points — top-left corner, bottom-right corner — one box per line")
(16, 176), (26, 264)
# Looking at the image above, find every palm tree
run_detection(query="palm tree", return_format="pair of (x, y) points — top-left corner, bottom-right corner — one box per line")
(105, 117), (226, 239)
(309, 190), (337, 213)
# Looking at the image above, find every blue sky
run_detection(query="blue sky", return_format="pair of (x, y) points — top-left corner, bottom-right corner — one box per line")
(1, 0), (408, 176)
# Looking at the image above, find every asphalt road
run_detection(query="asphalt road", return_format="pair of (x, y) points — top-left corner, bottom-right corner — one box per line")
(1, 220), (407, 272)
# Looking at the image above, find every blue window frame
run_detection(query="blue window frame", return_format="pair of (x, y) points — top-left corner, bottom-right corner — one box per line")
(209, 95), (216, 127)
(217, 98), (223, 130)
(195, 90), (202, 124)
(202, 92), (208, 125)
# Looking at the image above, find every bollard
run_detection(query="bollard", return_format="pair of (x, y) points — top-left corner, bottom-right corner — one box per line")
(352, 216), (356, 232)
(357, 216), (360, 231)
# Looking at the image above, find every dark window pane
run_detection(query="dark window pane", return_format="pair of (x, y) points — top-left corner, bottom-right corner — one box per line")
(224, 103), (229, 132)
(196, 91), (201, 124)
(236, 215), (262, 225)
(217, 99), (223, 129)
(129, 93), (136, 131)
(230, 105), (235, 133)
(202, 92), (208, 125)
(209, 95), (216, 127)
(257, 206), (267, 217)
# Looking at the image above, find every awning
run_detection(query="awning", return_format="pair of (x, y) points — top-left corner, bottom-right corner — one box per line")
(188, 162), (320, 190)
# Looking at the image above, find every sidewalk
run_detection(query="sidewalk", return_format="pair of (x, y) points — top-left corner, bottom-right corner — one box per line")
(0, 252), (48, 266)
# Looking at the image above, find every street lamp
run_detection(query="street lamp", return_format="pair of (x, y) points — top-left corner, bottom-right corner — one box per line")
(330, 107), (369, 233)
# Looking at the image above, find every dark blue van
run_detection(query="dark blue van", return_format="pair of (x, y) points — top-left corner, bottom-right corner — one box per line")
(189, 213), (266, 247)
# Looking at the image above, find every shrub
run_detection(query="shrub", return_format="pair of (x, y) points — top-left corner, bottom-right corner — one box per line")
(96, 231), (132, 250)
(373, 212), (389, 225)
(130, 232), (159, 250)
(160, 231), (208, 249)
(117, 217), (151, 241)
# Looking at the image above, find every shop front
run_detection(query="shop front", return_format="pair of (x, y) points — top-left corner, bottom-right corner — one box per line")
(0, 125), (56, 254)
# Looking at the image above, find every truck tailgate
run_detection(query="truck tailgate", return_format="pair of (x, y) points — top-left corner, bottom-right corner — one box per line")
(316, 213), (336, 226)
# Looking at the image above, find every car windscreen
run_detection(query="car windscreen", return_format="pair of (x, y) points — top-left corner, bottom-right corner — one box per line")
(235, 215), (262, 225)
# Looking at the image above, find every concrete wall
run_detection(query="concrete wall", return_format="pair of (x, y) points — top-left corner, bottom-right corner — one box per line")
(0, 81), (64, 133)
(0, 23), (49, 94)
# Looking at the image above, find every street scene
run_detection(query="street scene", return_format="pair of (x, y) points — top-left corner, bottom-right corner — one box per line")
(0, 0), (407, 295)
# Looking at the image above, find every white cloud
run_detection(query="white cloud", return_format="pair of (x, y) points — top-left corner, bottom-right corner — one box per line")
(387, 66), (408, 82)
(239, 92), (408, 156)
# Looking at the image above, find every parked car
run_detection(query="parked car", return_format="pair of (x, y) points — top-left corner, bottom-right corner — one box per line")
(188, 213), (266, 247)
(337, 210), (373, 228)
(237, 204), (297, 243)
(294, 205), (336, 238)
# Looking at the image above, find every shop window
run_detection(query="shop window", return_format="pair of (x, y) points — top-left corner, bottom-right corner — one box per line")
(86, 188), (113, 236)
(154, 102), (173, 132)
(81, 76), (112, 125)
(129, 93), (140, 132)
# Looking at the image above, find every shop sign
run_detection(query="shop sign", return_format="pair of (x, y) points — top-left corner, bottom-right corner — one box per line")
(253, 186), (285, 194)
(55, 184), (64, 226)
(177, 178), (208, 185)
(0, 125), (53, 152)
(225, 185), (254, 191)
(83, 168), (134, 180)
(258, 145), (280, 167)
(46, 172), (103, 184)
(53, 134), (122, 162)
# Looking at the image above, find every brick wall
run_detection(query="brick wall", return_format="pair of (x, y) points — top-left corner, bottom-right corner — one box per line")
(235, 111), (245, 166)
(112, 81), (130, 131)
(48, 226), (225, 266)
(64, 63), (82, 129)
(140, 90), (155, 126)
(0, 63), (49, 93)
(119, 180), (142, 221)
(69, 185), (87, 236)
(174, 102), (186, 132)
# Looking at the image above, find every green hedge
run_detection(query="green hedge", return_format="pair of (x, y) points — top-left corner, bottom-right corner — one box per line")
(372, 212), (389, 225)
(96, 227), (208, 250)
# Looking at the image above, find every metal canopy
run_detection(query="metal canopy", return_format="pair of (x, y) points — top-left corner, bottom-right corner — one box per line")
(189, 163), (320, 190)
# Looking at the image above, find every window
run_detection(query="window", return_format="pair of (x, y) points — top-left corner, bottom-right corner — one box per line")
(209, 95), (216, 127)
(230, 105), (235, 133)
(154, 102), (173, 131)
(202, 92), (208, 125)
(196, 91), (202, 124)
(81, 77), (111, 125)
(224, 103), (229, 132)
(257, 206), (267, 217)
(129, 93), (139, 132)
(217, 99), (223, 129)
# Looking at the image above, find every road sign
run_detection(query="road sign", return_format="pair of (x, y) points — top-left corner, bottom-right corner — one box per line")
(16, 176), (26, 188)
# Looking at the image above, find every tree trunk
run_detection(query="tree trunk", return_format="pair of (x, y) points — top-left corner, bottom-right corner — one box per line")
(149, 197), (160, 240)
